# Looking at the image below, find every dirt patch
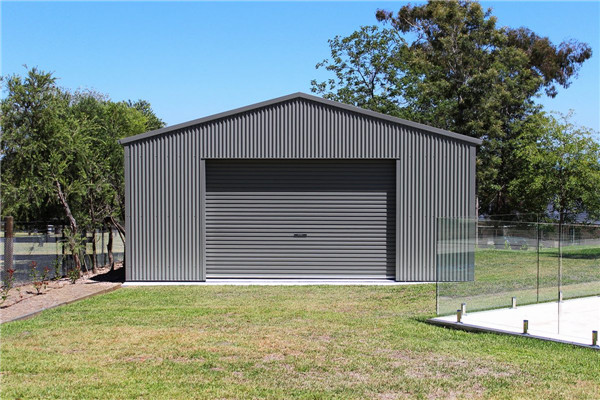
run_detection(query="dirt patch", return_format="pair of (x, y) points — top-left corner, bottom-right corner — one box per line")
(310, 334), (333, 342)
(168, 356), (201, 364)
(262, 353), (286, 362)
(380, 349), (516, 381)
(123, 355), (163, 364)
(1, 265), (122, 323)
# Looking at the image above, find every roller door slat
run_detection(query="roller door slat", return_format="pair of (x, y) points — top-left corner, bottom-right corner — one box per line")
(205, 160), (395, 278)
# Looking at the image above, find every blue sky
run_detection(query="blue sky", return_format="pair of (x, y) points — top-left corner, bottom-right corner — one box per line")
(2, 1), (599, 130)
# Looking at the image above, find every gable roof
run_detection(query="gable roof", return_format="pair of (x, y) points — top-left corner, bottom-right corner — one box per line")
(119, 92), (482, 146)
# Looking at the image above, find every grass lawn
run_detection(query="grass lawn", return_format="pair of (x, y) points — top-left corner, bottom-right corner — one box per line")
(1, 285), (599, 399)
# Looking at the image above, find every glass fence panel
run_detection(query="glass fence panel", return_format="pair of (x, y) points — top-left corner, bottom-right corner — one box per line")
(559, 223), (600, 300)
(436, 218), (600, 345)
(557, 223), (600, 342)
(437, 219), (541, 319)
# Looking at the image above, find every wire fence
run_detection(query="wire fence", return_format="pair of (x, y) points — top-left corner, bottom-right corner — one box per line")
(1, 219), (125, 285)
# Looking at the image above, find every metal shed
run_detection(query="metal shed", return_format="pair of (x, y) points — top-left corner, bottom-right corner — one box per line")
(120, 92), (481, 282)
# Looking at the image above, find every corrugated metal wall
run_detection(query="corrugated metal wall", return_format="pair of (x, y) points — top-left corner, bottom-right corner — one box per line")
(125, 130), (204, 281)
(205, 160), (395, 278)
(124, 97), (476, 281)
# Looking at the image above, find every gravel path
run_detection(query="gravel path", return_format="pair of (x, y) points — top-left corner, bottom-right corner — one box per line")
(1, 267), (122, 323)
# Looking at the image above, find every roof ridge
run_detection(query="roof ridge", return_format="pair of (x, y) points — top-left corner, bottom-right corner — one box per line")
(119, 92), (482, 146)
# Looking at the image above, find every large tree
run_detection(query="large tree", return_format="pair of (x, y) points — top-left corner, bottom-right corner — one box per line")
(312, 0), (592, 217)
(510, 112), (600, 224)
(1, 68), (88, 270)
(1, 67), (164, 272)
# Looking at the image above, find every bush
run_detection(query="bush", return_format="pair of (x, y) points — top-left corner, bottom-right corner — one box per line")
(1, 268), (15, 305)
(29, 262), (50, 295)
(67, 266), (81, 284)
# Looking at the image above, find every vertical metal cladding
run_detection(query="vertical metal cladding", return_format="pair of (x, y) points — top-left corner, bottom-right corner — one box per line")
(125, 131), (202, 281)
(123, 96), (477, 281)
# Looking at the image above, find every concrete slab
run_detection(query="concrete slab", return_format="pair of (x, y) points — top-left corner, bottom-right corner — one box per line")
(430, 296), (600, 349)
(123, 279), (431, 286)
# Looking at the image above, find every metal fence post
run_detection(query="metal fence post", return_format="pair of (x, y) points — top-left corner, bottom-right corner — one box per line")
(558, 217), (563, 303)
(435, 217), (439, 316)
(536, 216), (540, 303)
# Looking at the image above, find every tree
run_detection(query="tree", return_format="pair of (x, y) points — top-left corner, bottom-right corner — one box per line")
(1, 67), (165, 273)
(311, 0), (592, 216)
(1, 68), (87, 271)
(310, 26), (413, 118)
(127, 99), (165, 131)
(510, 113), (600, 223)
(100, 100), (162, 269)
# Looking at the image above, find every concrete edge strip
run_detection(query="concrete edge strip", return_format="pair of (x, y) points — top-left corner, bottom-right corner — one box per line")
(1, 284), (122, 324)
(427, 318), (600, 350)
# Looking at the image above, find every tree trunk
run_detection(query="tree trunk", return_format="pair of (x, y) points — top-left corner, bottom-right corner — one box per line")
(81, 229), (90, 275)
(105, 215), (125, 269)
(55, 179), (81, 274)
(107, 227), (114, 271)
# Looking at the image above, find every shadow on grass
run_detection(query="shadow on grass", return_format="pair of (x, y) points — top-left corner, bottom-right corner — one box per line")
(560, 253), (600, 261)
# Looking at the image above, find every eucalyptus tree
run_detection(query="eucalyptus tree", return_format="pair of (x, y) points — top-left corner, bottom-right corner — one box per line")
(312, 0), (592, 216)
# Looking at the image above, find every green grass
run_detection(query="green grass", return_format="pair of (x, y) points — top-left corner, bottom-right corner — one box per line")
(1, 286), (599, 399)
(438, 245), (600, 315)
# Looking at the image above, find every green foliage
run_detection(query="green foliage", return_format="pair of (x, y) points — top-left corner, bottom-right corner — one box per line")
(310, 26), (413, 118)
(0, 68), (78, 220)
(312, 0), (593, 217)
(1, 268), (15, 305)
(52, 258), (62, 280)
(0, 67), (165, 227)
(62, 227), (86, 281)
(67, 267), (81, 284)
(28, 261), (50, 295)
(510, 112), (600, 222)
(127, 99), (165, 132)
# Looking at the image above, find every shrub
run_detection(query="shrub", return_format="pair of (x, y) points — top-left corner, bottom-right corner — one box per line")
(67, 266), (81, 284)
(1, 268), (16, 305)
(52, 258), (62, 281)
(29, 262), (50, 295)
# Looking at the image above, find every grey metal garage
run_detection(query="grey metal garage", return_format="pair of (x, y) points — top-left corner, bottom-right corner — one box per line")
(120, 92), (481, 282)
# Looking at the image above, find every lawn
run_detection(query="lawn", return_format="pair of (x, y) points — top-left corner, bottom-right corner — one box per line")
(1, 285), (599, 399)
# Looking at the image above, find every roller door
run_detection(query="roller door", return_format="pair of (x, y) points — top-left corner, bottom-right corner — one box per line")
(205, 160), (395, 278)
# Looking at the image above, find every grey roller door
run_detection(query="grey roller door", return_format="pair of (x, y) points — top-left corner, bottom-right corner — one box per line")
(205, 160), (396, 278)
